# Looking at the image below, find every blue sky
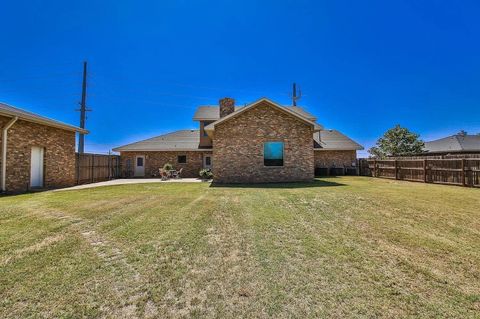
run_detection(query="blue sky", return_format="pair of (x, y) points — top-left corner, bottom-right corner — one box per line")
(1, 0), (479, 157)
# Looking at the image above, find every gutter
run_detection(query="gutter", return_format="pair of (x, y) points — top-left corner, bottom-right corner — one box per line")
(1, 116), (18, 192)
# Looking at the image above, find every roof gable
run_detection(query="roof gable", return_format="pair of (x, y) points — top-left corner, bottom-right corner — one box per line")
(193, 104), (317, 121)
(204, 98), (322, 132)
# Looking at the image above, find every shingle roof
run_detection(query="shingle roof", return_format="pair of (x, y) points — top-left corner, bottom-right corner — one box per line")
(113, 130), (203, 151)
(313, 130), (363, 150)
(0, 102), (88, 133)
(114, 128), (363, 152)
(193, 105), (317, 121)
(424, 135), (480, 153)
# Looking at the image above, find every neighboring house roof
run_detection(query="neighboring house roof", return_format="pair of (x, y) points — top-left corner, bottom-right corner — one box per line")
(204, 98), (322, 132)
(313, 129), (364, 150)
(112, 130), (205, 152)
(0, 102), (88, 133)
(424, 135), (480, 153)
(193, 104), (317, 121)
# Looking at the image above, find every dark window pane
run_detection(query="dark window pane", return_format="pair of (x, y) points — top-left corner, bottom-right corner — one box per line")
(205, 156), (211, 165)
(264, 142), (284, 166)
(136, 157), (143, 166)
(178, 155), (187, 163)
(264, 158), (284, 166)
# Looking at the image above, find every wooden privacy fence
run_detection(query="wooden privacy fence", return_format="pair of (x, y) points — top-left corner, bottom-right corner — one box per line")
(359, 158), (480, 187)
(75, 153), (121, 185)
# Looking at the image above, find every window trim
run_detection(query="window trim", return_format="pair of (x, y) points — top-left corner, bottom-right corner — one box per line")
(263, 141), (284, 167)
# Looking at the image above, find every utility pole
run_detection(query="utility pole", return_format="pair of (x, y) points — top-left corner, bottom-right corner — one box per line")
(77, 61), (90, 153)
(291, 82), (302, 106)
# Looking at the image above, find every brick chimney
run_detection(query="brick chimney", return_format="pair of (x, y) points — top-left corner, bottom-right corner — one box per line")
(219, 97), (235, 118)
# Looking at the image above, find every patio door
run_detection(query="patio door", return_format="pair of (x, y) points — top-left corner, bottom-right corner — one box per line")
(134, 155), (145, 177)
(203, 154), (212, 169)
(30, 146), (44, 188)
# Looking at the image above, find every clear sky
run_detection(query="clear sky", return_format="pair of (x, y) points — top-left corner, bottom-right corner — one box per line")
(1, 0), (479, 156)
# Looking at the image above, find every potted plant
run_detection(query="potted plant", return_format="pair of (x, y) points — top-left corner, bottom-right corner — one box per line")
(163, 163), (174, 171)
(199, 168), (213, 181)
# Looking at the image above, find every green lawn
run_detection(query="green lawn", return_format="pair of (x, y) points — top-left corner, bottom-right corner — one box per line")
(0, 177), (479, 318)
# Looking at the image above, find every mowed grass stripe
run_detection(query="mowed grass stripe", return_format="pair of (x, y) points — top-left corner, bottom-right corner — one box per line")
(0, 177), (479, 318)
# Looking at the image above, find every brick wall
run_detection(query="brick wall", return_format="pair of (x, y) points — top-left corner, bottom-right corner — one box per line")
(314, 150), (357, 168)
(212, 101), (314, 183)
(0, 116), (76, 192)
(119, 151), (211, 178)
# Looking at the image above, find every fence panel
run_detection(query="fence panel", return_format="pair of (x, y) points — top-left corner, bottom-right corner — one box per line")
(358, 157), (480, 188)
(466, 159), (480, 187)
(397, 160), (424, 182)
(75, 153), (121, 185)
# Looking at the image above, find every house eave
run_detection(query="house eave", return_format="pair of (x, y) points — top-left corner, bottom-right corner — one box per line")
(0, 109), (88, 134)
(113, 148), (211, 152)
(314, 147), (364, 151)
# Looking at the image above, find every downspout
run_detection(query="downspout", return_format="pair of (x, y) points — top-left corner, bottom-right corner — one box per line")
(1, 116), (18, 192)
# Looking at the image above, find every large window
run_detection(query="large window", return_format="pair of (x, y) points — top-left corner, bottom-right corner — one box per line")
(264, 142), (284, 166)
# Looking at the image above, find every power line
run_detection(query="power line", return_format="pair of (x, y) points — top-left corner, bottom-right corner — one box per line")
(0, 71), (81, 84)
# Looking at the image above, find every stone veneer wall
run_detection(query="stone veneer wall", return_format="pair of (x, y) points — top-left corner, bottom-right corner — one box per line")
(314, 150), (357, 168)
(120, 151), (212, 178)
(0, 115), (76, 192)
(212, 101), (314, 183)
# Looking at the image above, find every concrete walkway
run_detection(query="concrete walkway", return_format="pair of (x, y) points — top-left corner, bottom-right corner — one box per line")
(55, 178), (206, 191)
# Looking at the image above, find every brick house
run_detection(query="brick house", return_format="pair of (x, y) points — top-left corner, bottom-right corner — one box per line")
(0, 102), (88, 193)
(113, 97), (363, 183)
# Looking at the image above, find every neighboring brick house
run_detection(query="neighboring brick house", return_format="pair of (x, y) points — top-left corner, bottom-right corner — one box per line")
(0, 102), (88, 193)
(113, 97), (362, 183)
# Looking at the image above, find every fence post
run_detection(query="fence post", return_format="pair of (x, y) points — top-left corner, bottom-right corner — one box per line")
(108, 154), (111, 180)
(91, 154), (94, 183)
(462, 159), (466, 186)
(394, 160), (398, 180)
(423, 159), (427, 183)
(76, 153), (80, 185)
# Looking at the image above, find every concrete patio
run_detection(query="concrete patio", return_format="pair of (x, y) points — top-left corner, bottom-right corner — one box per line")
(55, 178), (207, 191)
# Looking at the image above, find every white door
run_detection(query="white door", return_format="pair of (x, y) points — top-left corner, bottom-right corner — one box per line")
(203, 154), (212, 169)
(30, 146), (44, 188)
(134, 155), (145, 177)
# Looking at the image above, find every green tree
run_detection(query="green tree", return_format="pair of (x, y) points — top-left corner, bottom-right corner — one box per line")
(369, 125), (424, 158)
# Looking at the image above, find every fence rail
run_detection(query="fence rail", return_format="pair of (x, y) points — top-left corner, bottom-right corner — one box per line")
(359, 158), (480, 188)
(75, 153), (121, 185)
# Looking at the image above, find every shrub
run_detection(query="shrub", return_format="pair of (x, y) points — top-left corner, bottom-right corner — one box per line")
(199, 169), (213, 180)
(163, 163), (174, 171)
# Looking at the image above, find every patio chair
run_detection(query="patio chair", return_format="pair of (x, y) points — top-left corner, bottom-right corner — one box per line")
(159, 168), (169, 181)
(176, 168), (183, 179)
